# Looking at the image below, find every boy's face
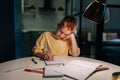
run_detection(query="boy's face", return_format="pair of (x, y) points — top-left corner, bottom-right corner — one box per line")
(55, 27), (73, 40)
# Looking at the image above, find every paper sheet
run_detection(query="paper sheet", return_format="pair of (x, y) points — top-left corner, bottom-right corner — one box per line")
(43, 66), (64, 77)
(45, 57), (64, 65)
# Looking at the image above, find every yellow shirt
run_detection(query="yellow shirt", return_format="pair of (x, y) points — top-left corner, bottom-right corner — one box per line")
(32, 32), (80, 56)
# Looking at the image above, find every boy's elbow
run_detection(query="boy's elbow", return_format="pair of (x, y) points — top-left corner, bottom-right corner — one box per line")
(72, 53), (79, 57)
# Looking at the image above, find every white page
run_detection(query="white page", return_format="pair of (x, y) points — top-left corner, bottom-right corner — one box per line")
(55, 60), (100, 80)
(45, 57), (64, 65)
(43, 66), (64, 77)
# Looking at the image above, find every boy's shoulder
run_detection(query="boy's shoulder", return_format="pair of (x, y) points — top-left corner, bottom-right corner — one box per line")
(42, 32), (54, 37)
(43, 31), (52, 35)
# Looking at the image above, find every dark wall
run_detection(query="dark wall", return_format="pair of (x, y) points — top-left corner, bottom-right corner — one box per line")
(14, 0), (23, 59)
(0, 0), (15, 62)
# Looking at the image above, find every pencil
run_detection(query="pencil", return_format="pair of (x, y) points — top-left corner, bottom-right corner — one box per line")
(6, 66), (28, 72)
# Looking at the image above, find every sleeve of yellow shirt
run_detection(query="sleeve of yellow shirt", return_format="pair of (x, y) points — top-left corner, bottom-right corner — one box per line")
(68, 47), (80, 56)
(32, 33), (47, 55)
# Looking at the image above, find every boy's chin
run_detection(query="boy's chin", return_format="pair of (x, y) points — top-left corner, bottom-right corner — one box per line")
(55, 36), (61, 40)
(56, 37), (66, 40)
(55, 36), (67, 40)
(61, 38), (68, 41)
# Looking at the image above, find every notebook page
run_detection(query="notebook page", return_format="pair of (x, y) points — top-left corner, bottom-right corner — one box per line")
(56, 60), (100, 80)
(43, 66), (64, 77)
(45, 57), (64, 65)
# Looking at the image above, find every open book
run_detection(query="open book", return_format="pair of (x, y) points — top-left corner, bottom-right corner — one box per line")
(54, 60), (108, 80)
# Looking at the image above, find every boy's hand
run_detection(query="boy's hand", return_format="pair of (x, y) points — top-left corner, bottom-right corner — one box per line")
(44, 54), (54, 61)
(62, 33), (74, 40)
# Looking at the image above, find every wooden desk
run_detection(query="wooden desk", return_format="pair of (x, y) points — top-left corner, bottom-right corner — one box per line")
(0, 56), (120, 80)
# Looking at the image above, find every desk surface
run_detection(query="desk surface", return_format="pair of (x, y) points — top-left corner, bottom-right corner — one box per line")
(0, 56), (120, 80)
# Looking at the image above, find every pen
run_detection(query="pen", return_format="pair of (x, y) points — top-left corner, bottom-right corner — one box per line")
(24, 68), (44, 74)
(31, 58), (37, 64)
(44, 44), (50, 54)
(44, 44), (54, 62)
(43, 44), (51, 65)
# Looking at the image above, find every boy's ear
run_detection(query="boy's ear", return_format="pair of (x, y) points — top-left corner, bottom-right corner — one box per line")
(73, 27), (77, 32)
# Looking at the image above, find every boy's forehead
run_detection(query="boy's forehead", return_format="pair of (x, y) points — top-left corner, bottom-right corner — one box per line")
(61, 27), (73, 33)
(62, 26), (75, 32)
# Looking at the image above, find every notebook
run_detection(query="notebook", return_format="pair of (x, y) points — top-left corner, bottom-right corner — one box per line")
(43, 66), (64, 78)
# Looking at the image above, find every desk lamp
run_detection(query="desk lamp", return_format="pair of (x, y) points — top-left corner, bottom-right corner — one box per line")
(82, 0), (109, 24)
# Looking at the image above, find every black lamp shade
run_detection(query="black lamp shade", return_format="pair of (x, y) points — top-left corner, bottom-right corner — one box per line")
(83, 1), (106, 24)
